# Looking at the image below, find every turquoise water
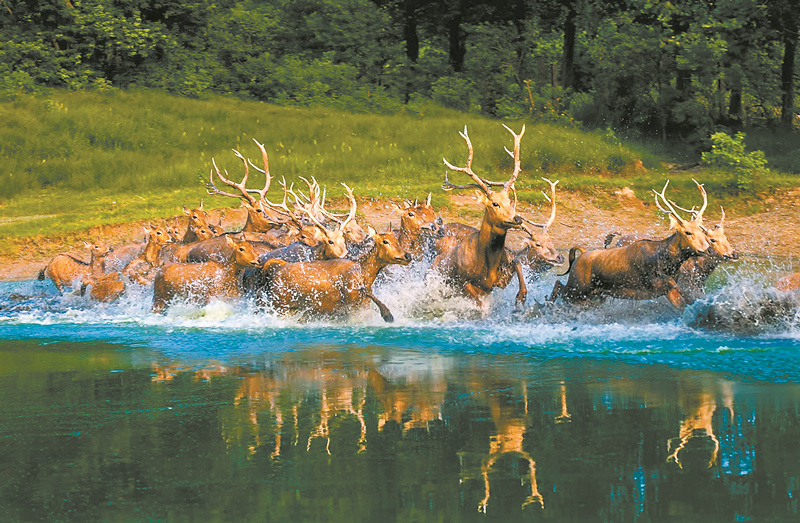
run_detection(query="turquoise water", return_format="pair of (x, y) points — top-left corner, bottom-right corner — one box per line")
(1, 266), (799, 522)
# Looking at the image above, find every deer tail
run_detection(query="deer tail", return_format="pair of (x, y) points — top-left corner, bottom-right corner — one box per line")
(603, 232), (620, 249)
(557, 246), (585, 277)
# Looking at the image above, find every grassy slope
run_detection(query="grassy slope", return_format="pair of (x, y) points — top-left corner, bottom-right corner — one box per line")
(1, 89), (799, 256)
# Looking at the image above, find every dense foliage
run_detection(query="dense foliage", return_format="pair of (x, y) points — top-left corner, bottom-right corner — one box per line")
(2, 0), (799, 144)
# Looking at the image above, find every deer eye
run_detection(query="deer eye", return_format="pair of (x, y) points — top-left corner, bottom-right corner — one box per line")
(383, 240), (389, 245)
(709, 238), (716, 243)
(685, 231), (693, 236)
(492, 202), (500, 207)
(408, 212), (415, 217)
(328, 240), (334, 245)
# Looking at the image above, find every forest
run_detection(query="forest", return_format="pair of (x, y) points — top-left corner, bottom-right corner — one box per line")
(3, 0), (799, 148)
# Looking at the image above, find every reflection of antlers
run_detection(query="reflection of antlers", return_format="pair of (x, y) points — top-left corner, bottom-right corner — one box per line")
(442, 126), (512, 193)
(207, 139), (271, 206)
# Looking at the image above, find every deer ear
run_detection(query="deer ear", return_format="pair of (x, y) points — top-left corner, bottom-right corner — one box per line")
(391, 203), (402, 214)
(241, 200), (254, 211)
(366, 225), (377, 239)
(225, 235), (235, 247)
(426, 193), (432, 207)
(182, 205), (190, 215)
(668, 214), (679, 230)
(474, 190), (488, 204)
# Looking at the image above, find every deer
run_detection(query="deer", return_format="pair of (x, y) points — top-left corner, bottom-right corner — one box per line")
(258, 225), (412, 322)
(37, 241), (114, 294)
(152, 234), (260, 313)
(392, 193), (444, 261)
(157, 202), (217, 263)
(549, 180), (711, 309)
(194, 142), (329, 264)
(121, 224), (174, 286)
(775, 272), (800, 293)
(506, 178), (565, 280)
(431, 124), (526, 311)
(604, 180), (737, 304)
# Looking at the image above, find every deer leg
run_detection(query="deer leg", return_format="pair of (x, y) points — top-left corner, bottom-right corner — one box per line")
(548, 280), (564, 303)
(666, 287), (686, 309)
(513, 260), (527, 310)
(366, 291), (394, 322)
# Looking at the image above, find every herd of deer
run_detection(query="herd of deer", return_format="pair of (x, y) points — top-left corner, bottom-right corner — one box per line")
(37, 125), (800, 321)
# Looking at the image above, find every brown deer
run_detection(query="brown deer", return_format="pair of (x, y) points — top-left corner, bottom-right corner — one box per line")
(122, 224), (174, 286)
(392, 193), (444, 261)
(431, 125), (526, 310)
(549, 181), (711, 308)
(776, 272), (800, 293)
(508, 178), (565, 279)
(157, 202), (217, 263)
(152, 234), (260, 313)
(605, 181), (737, 304)
(259, 225), (411, 322)
(38, 241), (114, 293)
(82, 271), (126, 302)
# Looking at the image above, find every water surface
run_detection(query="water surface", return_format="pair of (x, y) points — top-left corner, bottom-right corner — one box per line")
(1, 265), (799, 522)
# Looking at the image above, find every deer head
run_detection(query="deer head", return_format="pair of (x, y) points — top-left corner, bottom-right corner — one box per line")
(367, 224), (412, 266)
(225, 234), (260, 267)
(394, 193), (443, 238)
(442, 125), (524, 232)
(519, 178), (564, 267)
(653, 180), (709, 255)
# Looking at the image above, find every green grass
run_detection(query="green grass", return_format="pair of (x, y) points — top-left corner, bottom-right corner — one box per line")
(2, 88), (799, 253)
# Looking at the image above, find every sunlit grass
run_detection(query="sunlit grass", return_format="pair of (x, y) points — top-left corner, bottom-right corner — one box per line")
(2, 88), (799, 251)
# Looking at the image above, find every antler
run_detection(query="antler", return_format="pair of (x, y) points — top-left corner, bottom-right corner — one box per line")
(442, 126), (508, 193)
(207, 139), (271, 205)
(502, 124), (526, 190)
(262, 177), (305, 229)
(691, 178), (708, 225)
(338, 183), (358, 231)
(653, 180), (687, 225)
(519, 178), (558, 230)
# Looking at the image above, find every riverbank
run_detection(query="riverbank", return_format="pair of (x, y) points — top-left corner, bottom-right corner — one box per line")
(3, 187), (799, 282)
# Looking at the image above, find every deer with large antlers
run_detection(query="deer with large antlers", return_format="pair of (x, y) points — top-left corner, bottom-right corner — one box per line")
(258, 225), (412, 322)
(152, 234), (260, 313)
(549, 180), (710, 308)
(604, 180), (737, 304)
(507, 178), (565, 279)
(431, 125), (526, 311)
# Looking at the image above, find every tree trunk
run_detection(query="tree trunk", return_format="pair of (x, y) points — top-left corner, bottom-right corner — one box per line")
(781, 20), (798, 128)
(448, 6), (465, 72)
(404, 0), (419, 63)
(562, 5), (577, 89)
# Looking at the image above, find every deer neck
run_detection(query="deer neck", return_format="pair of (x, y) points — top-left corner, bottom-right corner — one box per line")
(479, 216), (509, 266)
(89, 253), (106, 276)
(182, 227), (198, 244)
(358, 246), (384, 285)
(660, 232), (697, 274)
(143, 240), (162, 265)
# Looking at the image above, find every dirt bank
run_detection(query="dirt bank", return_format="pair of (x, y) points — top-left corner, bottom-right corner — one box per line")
(3, 188), (798, 282)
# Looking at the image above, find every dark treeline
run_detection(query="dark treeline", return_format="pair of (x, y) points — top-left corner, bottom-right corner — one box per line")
(2, 0), (799, 145)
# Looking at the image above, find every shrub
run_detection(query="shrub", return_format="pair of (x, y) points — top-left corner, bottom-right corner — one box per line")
(701, 132), (767, 192)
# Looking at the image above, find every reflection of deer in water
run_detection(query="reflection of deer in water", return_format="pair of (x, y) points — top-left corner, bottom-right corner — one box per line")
(666, 383), (733, 472)
(367, 367), (447, 434)
(459, 380), (544, 514)
(306, 379), (368, 455)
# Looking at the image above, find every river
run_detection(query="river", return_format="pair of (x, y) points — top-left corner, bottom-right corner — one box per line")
(1, 259), (799, 522)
